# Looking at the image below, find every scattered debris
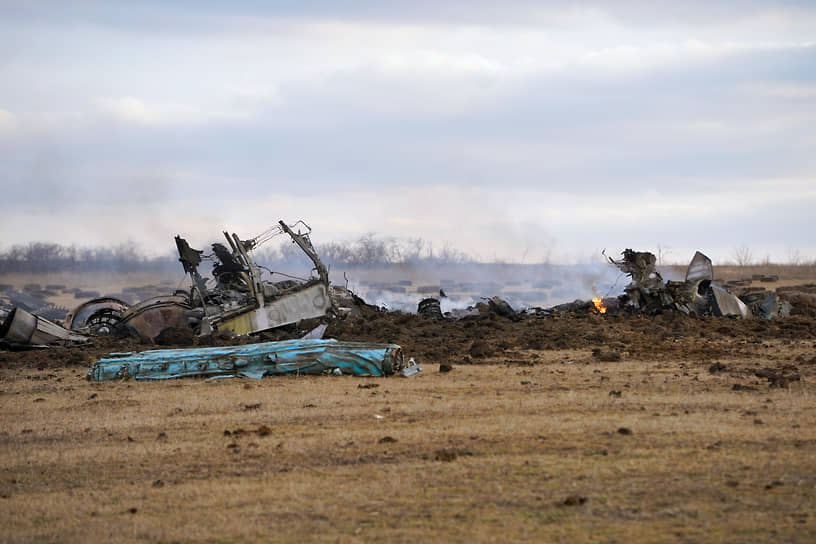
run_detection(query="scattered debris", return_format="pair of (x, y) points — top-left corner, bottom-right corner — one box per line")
(400, 357), (422, 378)
(417, 298), (443, 320)
(593, 350), (622, 362)
(562, 495), (588, 506)
(486, 296), (519, 321)
(601, 249), (785, 319)
(755, 366), (800, 388)
(732, 384), (759, 392)
(434, 449), (458, 462)
(708, 362), (727, 373)
(256, 425), (272, 436)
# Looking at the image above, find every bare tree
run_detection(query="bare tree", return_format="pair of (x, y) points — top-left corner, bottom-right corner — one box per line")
(656, 244), (672, 266)
(786, 247), (803, 265)
(731, 245), (753, 266)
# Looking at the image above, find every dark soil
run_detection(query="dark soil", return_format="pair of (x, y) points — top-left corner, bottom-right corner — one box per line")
(3, 286), (816, 386)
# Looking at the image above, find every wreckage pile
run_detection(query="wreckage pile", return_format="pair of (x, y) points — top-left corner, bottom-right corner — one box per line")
(411, 249), (792, 322)
(603, 249), (790, 320)
(1, 220), (340, 346)
(0, 221), (805, 381)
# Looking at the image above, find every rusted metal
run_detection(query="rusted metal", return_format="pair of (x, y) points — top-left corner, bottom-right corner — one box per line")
(119, 296), (191, 341)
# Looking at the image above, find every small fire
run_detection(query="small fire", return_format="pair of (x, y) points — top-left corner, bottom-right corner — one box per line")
(592, 297), (607, 314)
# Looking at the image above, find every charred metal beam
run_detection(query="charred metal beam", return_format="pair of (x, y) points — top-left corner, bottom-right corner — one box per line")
(279, 220), (329, 287)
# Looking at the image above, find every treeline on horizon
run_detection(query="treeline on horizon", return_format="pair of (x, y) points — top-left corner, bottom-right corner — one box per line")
(0, 234), (477, 274)
(3, 237), (813, 275)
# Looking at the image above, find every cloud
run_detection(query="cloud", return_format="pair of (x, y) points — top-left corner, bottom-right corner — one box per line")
(3, 180), (814, 263)
(0, 1), (814, 263)
(94, 97), (248, 125)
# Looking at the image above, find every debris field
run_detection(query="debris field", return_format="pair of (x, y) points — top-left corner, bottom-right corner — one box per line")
(1, 223), (816, 542)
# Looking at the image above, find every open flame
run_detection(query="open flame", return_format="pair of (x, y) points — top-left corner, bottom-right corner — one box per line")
(592, 297), (607, 314)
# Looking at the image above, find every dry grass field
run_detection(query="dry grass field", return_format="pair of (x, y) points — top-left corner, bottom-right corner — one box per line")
(2, 266), (816, 542)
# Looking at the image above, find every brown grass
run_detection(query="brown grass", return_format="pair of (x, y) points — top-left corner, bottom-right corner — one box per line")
(2, 345), (815, 543)
(671, 263), (816, 283)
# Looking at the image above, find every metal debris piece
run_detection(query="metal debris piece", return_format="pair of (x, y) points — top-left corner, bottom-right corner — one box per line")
(686, 251), (713, 282)
(710, 284), (752, 318)
(608, 249), (663, 289)
(604, 249), (755, 318)
(119, 296), (192, 341)
(329, 286), (371, 317)
(417, 298), (443, 320)
(400, 357), (422, 378)
(0, 307), (89, 346)
(301, 323), (328, 340)
(758, 292), (792, 319)
(486, 296), (519, 321)
(64, 297), (130, 335)
(87, 339), (404, 381)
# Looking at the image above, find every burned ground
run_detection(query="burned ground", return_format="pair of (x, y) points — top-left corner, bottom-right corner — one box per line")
(1, 284), (816, 542)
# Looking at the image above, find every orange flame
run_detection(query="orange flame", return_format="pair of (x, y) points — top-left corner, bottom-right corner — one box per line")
(592, 297), (607, 314)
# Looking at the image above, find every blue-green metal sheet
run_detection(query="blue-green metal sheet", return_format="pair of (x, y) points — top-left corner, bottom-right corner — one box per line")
(87, 339), (403, 381)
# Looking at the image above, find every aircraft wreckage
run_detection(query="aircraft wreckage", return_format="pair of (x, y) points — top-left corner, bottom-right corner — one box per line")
(1, 220), (336, 347)
(417, 249), (792, 321)
(0, 233), (795, 351)
(602, 249), (790, 319)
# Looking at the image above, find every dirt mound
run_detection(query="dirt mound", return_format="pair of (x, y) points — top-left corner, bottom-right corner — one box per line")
(3, 305), (816, 377)
(782, 293), (816, 318)
(155, 327), (195, 346)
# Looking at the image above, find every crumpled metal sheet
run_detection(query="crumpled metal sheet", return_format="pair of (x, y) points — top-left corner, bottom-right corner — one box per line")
(710, 284), (752, 319)
(757, 292), (792, 320)
(118, 296), (192, 341)
(87, 339), (403, 381)
(685, 251), (713, 282)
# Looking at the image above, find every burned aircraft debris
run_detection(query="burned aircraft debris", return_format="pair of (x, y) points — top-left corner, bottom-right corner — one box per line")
(417, 298), (444, 320)
(1, 220), (334, 347)
(607, 249), (754, 319)
(64, 297), (130, 336)
(0, 307), (89, 347)
(87, 339), (404, 381)
(0, 233), (800, 352)
(167, 220), (332, 340)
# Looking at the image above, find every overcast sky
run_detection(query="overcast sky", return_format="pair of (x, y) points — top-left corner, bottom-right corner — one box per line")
(1, 1), (814, 263)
